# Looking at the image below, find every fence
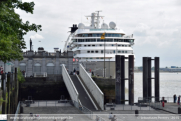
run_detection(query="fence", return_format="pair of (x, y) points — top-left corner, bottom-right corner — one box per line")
(104, 103), (153, 111)
(138, 97), (181, 114)
(33, 72), (47, 77)
(21, 100), (72, 107)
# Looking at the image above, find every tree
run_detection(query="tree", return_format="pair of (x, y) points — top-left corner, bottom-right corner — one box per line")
(0, 0), (42, 62)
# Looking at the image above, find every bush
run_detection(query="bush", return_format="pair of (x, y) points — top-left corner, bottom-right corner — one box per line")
(17, 68), (25, 83)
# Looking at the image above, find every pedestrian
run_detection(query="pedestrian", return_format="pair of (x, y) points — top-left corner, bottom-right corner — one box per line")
(178, 96), (180, 105)
(1, 70), (3, 75)
(111, 115), (117, 121)
(176, 95), (177, 103)
(174, 94), (176, 103)
(79, 105), (82, 111)
(109, 112), (113, 120)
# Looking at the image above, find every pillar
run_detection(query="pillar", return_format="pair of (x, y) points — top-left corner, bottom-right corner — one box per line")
(120, 56), (125, 104)
(115, 55), (121, 104)
(143, 57), (148, 99)
(129, 55), (134, 105)
(148, 57), (152, 99)
(155, 57), (160, 102)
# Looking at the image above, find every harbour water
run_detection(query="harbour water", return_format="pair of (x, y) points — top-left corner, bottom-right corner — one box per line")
(125, 72), (181, 102)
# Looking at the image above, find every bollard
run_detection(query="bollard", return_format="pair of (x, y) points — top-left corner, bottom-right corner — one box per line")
(135, 110), (139, 117)
(178, 107), (181, 114)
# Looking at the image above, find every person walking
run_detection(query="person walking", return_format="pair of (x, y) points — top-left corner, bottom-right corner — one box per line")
(109, 112), (113, 120)
(174, 94), (176, 103)
(178, 96), (180, 105)
(111, 115), (117, 121)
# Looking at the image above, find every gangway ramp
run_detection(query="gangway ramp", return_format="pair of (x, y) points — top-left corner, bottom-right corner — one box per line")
(70, 75), (97, 111)
(62, 64), (98, 111)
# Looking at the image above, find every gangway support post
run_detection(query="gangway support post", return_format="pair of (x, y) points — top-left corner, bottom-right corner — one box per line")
(129, 55), (134, 105)
(148, 57), (152, 99)
(143, 57), (148, 99)
(115, 55), (121, 104)
(155, 57), (160, 102)
(120, 56), (125, 104)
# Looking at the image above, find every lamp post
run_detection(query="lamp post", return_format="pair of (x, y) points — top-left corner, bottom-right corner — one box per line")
(104, 39), (105, 78)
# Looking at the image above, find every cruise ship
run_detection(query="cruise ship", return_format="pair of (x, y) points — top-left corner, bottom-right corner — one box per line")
(65, 11), (135, 78)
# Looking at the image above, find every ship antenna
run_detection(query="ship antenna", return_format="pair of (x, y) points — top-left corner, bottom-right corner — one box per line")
(95, 10), (102, 28)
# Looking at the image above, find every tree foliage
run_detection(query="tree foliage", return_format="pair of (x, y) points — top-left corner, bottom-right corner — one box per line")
(0, 0), (42, 62)
(17, 68), (25, 83)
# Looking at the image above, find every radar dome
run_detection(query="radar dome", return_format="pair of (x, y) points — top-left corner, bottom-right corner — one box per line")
(101, 23), (108, 29)
(78, 23), (85, 29)
(109, 22), (116, 29)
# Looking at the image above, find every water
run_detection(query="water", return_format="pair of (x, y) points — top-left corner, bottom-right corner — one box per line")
(125, 72), (181, 102)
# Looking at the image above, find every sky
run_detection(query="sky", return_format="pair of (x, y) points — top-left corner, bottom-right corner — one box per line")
(16, 0), (181, 67)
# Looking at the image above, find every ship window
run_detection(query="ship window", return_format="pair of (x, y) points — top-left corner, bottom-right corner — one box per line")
(122, 45), (124, 47)
(96, 58), (99, 59)
(122, 51), (124, 53)
(84, 45), (87, 47)
(88, 45), (91, 47)
(108, 34), (111, 37)
(97, 39), (101, 42)
(91, 39), (96, 42)
(90, 58), (92, 59)
(91, 51), (94, 53)
(125, 51), (127, 53)
(86, 39), (91, 42)
(119, 34), (122, 37)
(118, 51), (121, 53)
(129, 45), (131, 47)
(100, 44), (102, 46)
(113, 50), (115, 53)
(78, 34), (82, 37)
(95, 51), (98, 53)
(101, 58), (103, 59)
(125, 45), (127, 47)
(93, 34), (97, 37)
(87, 51), (90, 53)
(88, 34), (92, 37)
(83, 34), (88, 37)
(112, 44), (114, 46)
(130, 39), (134, 42)
(92, 45), (95, 46)
(114, 39), (117, 42)
(101, 50), (103, 53)
(118, 45), (121, 46)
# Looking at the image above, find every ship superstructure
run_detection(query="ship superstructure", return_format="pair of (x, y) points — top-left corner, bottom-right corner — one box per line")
(65, 11), (135, 62)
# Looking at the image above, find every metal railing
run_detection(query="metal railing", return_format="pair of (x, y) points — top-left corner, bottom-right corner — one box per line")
(62, 64), (79, 102)
(33, 72), (47, 77)
(79, 64), (104, 110)
(22, 100), (71, 107)
(138, 97), (181, 114)
(95, 115), (106, 121)
(71, 100), (93, 119)
(14, 102), (21, 121)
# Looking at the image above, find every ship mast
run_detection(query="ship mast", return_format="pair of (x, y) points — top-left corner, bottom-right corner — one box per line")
(85, 10), (104, 29)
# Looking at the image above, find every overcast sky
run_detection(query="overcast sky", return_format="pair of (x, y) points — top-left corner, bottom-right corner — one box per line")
(16, 0), (181, 67)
